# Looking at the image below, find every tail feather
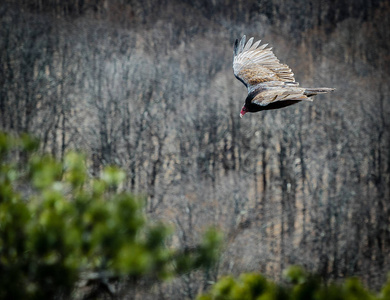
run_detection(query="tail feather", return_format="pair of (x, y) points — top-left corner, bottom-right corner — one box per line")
(304, 87), (335, 97)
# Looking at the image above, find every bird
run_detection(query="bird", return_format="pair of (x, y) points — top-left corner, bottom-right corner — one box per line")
(233, 35), (335, 118)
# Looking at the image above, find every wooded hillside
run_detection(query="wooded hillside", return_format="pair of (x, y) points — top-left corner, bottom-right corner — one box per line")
(1, 0), (389, 298)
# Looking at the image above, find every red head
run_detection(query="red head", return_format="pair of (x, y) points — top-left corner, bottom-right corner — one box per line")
(240, 105), (248, 118)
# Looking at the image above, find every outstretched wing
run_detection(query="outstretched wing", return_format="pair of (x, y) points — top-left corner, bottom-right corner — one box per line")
(233, 36), (295, 90)
(251, 85), (311, 107)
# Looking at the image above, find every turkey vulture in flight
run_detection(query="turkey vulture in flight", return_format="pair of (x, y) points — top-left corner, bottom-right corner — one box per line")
(233, 36), (335, 118)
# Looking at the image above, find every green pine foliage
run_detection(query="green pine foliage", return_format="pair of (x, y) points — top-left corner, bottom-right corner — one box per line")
(1, 131), (389, 300)
(0, 132), (222, 299)
(198, 266), (390, 300)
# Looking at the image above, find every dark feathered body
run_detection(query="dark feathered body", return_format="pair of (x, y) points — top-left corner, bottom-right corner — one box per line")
(245, 90), (301, 112)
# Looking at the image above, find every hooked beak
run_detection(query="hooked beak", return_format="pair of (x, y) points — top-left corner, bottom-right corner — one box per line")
(240, 107), (247, 118)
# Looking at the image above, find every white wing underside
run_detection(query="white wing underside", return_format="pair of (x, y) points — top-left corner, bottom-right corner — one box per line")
(233, 36), (296, 86)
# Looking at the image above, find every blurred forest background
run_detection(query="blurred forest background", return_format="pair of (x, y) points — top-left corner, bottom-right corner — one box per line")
(1, 0), (390, 298)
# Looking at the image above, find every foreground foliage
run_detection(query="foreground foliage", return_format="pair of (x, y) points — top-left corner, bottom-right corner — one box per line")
(0, 132), (222, 299)
(198, 266), (390, 300)
(1, 131), (389, 300)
